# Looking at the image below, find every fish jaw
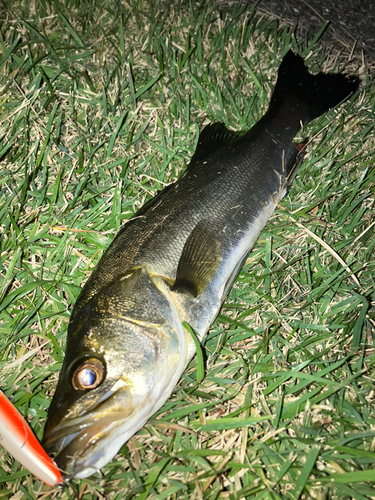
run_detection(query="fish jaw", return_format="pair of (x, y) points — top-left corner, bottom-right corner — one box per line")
(44, 382), (168, 479)
(43, 269), (188, 479)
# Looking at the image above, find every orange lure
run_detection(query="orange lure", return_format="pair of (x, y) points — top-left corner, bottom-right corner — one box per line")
(0, 390), (63, 487)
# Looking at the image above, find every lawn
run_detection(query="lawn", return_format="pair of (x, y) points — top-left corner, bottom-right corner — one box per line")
(0, 1), (374, 499)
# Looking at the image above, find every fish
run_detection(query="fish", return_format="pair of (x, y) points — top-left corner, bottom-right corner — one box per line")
(42, 50), (359, 479)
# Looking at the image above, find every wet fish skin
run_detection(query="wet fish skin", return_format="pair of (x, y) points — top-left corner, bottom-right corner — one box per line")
(42, 50), (359, 479)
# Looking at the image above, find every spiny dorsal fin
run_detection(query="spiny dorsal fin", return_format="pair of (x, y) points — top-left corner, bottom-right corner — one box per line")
(189, 122), (240, 165)
(173, 221), (222, 297)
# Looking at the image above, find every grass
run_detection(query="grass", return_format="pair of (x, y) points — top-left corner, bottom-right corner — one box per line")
(0, 0), (374, 498)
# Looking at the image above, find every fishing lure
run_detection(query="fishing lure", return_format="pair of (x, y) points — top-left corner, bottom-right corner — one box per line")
(0, 390), (63, 487)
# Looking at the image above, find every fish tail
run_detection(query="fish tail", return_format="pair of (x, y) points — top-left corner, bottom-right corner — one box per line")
(271, 50), (359, 123)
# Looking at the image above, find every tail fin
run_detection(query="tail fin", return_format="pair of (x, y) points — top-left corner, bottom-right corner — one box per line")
(271, 50), (359, 123)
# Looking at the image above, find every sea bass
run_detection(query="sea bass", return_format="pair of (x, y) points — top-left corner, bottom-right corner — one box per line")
(43, 51), (358, 479)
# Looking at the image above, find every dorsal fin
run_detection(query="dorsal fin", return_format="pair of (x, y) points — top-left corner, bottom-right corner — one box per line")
(173, 221), (222, 297)
(189, 122), (240, 165)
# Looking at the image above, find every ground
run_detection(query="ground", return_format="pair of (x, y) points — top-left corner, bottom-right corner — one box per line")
(257, 0), (375, 63)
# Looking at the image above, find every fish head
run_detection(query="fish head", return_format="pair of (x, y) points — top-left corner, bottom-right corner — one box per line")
(43, 268), (186, 479)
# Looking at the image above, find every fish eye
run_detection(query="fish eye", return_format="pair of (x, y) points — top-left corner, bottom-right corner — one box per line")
(71, 358), (105, 391)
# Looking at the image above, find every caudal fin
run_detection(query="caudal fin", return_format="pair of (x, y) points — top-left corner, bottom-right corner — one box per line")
(271, 50), (359, 123)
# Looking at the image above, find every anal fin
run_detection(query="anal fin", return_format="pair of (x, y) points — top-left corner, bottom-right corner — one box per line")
(286, 140), (307, 189)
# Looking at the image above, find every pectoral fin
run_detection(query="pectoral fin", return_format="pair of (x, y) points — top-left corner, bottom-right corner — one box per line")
(173, 222), (222, 297)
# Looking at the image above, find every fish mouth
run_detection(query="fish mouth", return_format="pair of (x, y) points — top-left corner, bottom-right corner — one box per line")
(45, 419), (118, 479)
(43, 380), (148, 479)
